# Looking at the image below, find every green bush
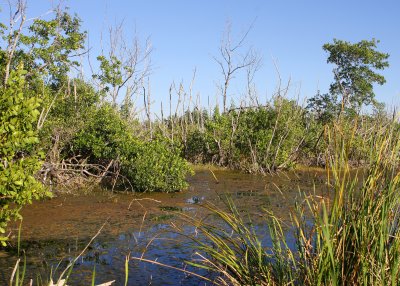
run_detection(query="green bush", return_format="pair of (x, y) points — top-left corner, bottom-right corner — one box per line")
(185, 129), (216, 164)
(123, 138), (193, 192)
(72, 103), (130, 161)
(37, 78), (101, 162)
(70, 105), (192, 192)
(231, 98), (307, 171)
(0, 68), (50, 245)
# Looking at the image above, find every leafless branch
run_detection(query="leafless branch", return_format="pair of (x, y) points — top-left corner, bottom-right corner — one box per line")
(214, 21), (261, 112)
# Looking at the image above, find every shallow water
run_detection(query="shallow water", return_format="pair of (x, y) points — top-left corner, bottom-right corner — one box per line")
(0, 167), (328, 285)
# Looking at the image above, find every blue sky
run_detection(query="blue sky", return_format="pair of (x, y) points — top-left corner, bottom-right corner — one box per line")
(19, 1), (400, 111)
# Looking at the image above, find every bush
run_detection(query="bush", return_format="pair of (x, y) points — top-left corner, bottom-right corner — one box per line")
(185, 129), (216, 164)
(232, 98), (307, 172)
(123, 138), (193, 192)
(72, 103), (130, 161)
(70, 105), (192, 192)
(38, 79), (100, 163)
(0, 69), (50, 245)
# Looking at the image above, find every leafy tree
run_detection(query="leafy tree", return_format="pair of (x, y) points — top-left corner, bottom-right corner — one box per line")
(92, 25), (151, 105)
(306, 91), (339, 124)
(0, 68), (50, 245)
(0, 4), (86, 86)
(323, 38), (389, 112)
(20, 9), (86, 83)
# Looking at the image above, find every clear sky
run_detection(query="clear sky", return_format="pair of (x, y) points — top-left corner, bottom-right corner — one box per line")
(17, 1), (400, 111)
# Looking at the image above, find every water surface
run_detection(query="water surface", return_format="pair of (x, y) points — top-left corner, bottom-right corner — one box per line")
(0, 167), (328, 285)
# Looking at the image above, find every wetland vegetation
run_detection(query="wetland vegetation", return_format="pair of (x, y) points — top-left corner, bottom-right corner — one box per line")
(0, 1), (399, 285)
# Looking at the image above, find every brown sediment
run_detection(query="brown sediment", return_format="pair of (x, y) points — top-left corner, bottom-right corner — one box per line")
(9, 167), (327, 241)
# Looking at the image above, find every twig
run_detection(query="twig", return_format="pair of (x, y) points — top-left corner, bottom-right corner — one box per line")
(130, 257), (214, 283)
(57, 220), (109, 282)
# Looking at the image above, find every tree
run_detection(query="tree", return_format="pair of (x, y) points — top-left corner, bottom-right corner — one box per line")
(306, 91), (339, 124)
(0, 1), (86, 86)
(214, 22), (261, 113)
(92, 23), (152, 108)
(323, 38), (389, 113)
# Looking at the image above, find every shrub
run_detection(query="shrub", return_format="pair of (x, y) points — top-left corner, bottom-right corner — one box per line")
(124, 138), (193, 192)
(233, 98), (307, 172)
(185, 129), (216, 164)
(0, 69), (50, 245)
(71, 105), (192, 192)
(71, 103), (130, 161)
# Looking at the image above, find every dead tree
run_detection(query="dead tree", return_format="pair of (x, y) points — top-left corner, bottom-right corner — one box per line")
(3, 0), (26, 85)
(92, 23), (152, 113)
(214, 22), (261, 113)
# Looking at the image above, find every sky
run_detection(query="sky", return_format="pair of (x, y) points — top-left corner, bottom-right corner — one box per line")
(8, 1), (400, 112)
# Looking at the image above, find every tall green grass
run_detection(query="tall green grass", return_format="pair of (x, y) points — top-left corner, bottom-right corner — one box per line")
(185, 118), (400, 285)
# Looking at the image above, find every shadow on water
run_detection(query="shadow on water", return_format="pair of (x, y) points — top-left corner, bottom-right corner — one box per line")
(0, 167), (328, 285)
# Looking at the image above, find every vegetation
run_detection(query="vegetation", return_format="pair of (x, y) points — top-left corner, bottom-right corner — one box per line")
(0, 68), (50, 246)
(1, 1), (398, 285)
(184, 116), (400, 285)
(323, 39), (389, 112)
(0, 2), (190, 243)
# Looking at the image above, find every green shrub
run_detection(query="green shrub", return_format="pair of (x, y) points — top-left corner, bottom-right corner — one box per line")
(72, 103), (130, 161)
(232, 98), (307, 172)
(185, 129), (216, 164)
(70, 105), (192, 192)
(0, 68), (50, 245)
(37, 79), (100, 163)
(124, 138), (193, 192)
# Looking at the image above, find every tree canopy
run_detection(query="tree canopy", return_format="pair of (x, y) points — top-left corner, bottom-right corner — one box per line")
(323, 38), (389, 112)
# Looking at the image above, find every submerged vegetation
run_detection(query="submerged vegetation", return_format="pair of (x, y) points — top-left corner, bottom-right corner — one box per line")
(0, 1), (399, 285)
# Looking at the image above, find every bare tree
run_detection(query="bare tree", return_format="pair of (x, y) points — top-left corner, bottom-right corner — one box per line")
(143, 78), (152, 139)
(3, 0), (27, 85)
(92, 23), (152, 109)
(245, 55), (262, 107)
(214, 22), (261, 112)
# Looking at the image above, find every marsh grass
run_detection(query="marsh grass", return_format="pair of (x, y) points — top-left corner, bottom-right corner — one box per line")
(183, 118), (400, 285)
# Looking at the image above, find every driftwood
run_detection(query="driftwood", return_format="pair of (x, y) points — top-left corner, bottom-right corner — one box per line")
(38, 156), (134, 193)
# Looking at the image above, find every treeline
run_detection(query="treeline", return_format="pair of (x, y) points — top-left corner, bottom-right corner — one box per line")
(154, 95), (392, 173)
(0, 1), (393, 243)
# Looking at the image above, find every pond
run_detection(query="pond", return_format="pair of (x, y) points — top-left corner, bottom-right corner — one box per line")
(0, 167), (328, 285)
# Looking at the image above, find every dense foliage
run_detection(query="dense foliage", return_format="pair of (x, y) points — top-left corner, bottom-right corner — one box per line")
(0, 68), (50, 245)
(0, 1), (392, 249)
(70, 105), (192, 192)
(123, 138), (192, 192)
